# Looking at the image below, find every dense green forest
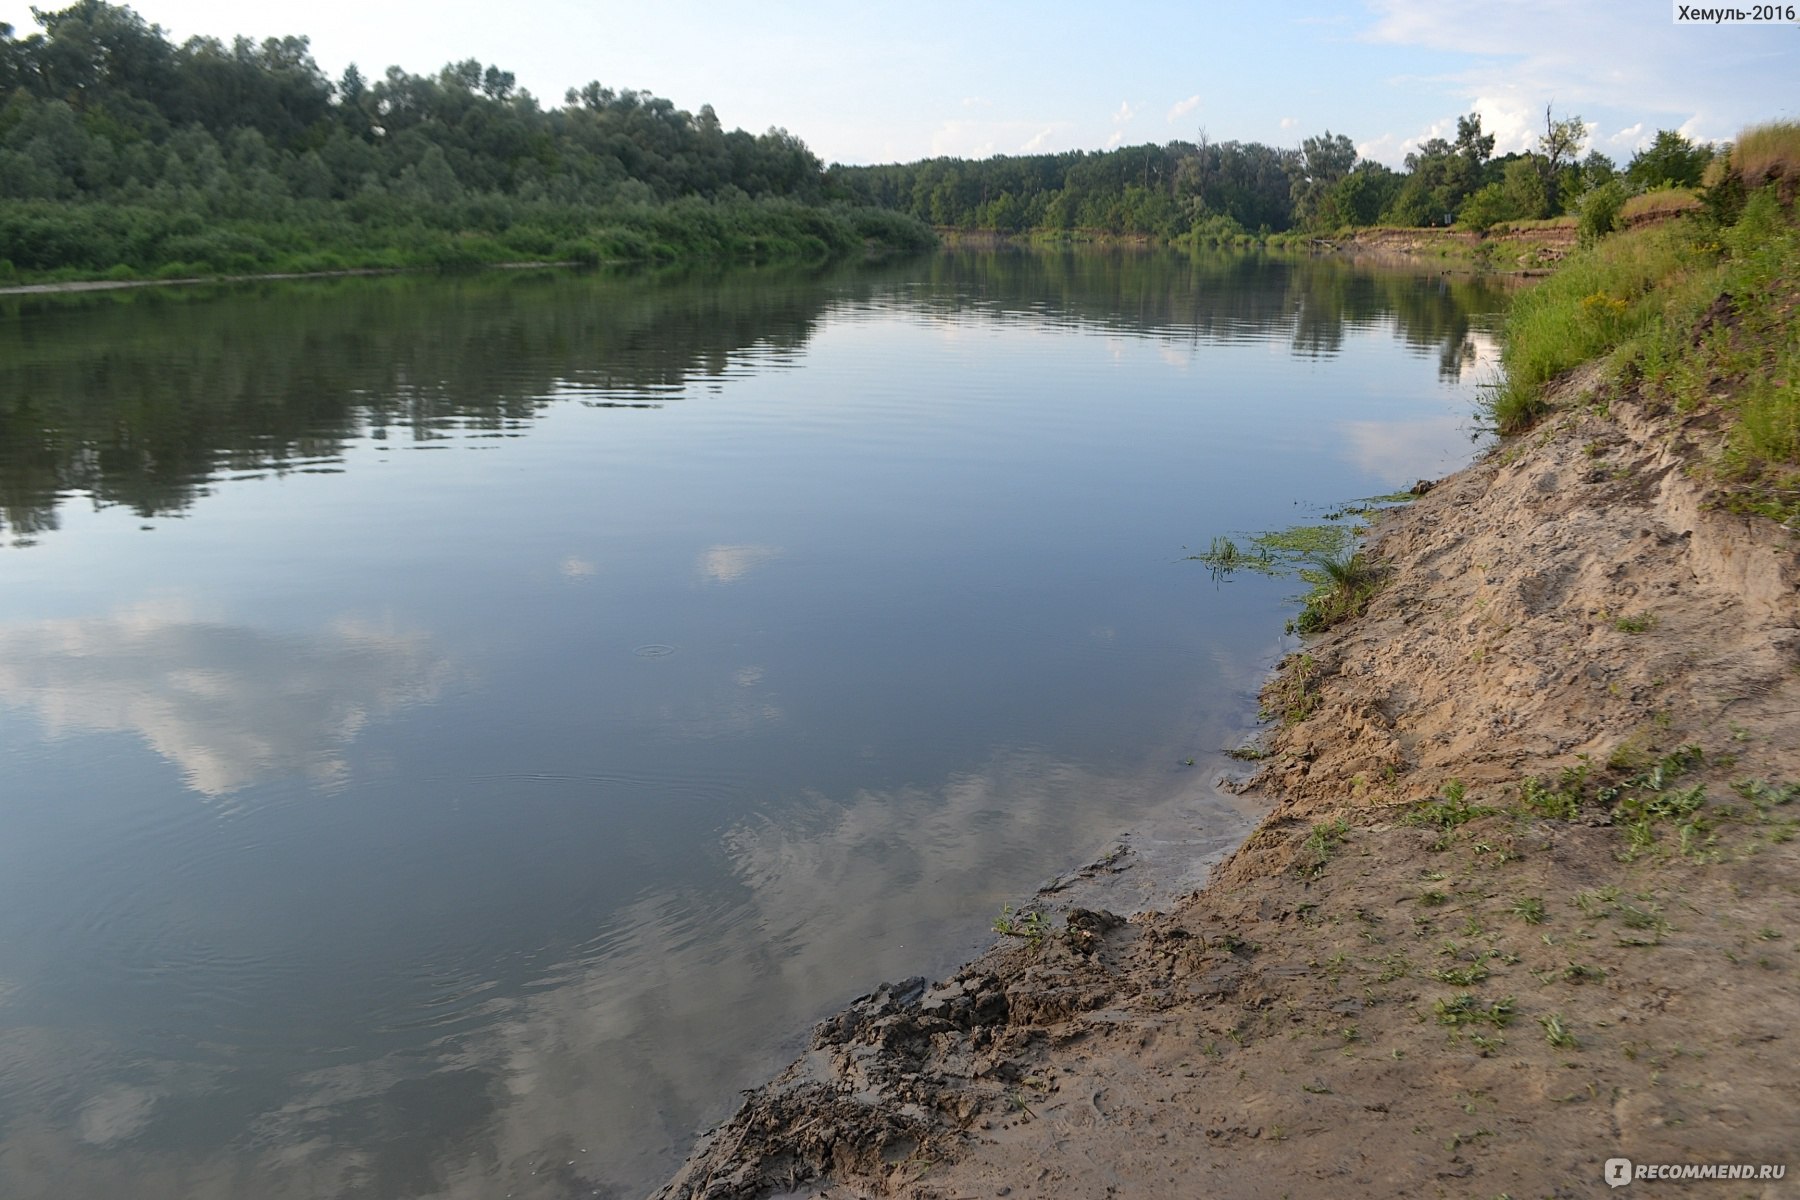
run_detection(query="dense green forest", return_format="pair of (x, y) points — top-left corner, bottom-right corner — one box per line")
(0, 0), (1727, 282)
(830, 115), (1720, 241)
(0, 1), (934, 281)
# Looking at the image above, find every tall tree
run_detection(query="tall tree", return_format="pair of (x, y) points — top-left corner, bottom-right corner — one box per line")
(1625, 130), (1711, 190)
(1537, 105), (1587, 214)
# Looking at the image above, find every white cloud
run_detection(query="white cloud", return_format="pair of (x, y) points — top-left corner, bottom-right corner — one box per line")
(1357, 131), (1400, 162)
(931, 117), (1072, 159)
(1338, 414), (1472, 485)
(1105, 131), (1125, 149)
(1112, 99), (1135, 125)
(0, 601), (453, 796)
(1607, 121), (1646, 149)
(78, 1085), (160, 1146)
(697, 544), (781, 584)
(1468, 96), (1539, 156)
(1280, 116), (1300, 131)
(1166, 94), (1201, 123)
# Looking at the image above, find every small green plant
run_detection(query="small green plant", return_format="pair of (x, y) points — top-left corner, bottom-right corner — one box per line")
(1191, 535), (1278, 580)
(1405, 788), (1493, 831)
(1433, 963), (1490, 986)
(993, 905), (1054, 948)
(1618, 903), (1668, 932)
(1435, 994), (1516, 1028)
(1539, 1012), (1579, 1048)
(1510, 896), (1548, 925)
(1574, 885), (1622, 917)
(1296, 817), (1353, 878)
(1418, 890), (1449, 907)
(1612, 612), (1657, 633)
(1263, 653), (1322, 726)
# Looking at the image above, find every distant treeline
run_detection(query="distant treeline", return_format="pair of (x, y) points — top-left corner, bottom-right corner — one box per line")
(828, 116), (1723, 242)
(0, 1), (934, 281)
(0, 1), (1728, 282)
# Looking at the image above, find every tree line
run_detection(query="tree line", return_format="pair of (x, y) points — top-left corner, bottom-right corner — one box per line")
(0, 0), (933, 280)
(830, 110), (1722, 241)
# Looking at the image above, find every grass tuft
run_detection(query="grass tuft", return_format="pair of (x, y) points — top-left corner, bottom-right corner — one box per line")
(1292, 550), (1380, 634)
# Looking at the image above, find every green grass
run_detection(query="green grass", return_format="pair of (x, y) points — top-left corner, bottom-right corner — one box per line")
(1405, 782), (1494, 831)
(1434, 994), (1516, 1028)
(1262, 652), (1322, 726)
(992, 905), (1055, 948)
(1486, 152), (1800, 520)
(1296, 817), (1353, 878)
(1539, 1012), (1579, 1049)
(1485, 222), (1706, 434)
(1510, 896), (1548, 925)
(1189, 520), (1384, 635)
(1191, 536), (1280, 578)
(1292, 550), (1380, 634)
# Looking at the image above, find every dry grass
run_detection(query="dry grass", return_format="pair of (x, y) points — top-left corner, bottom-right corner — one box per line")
(1622, 189), (1701, 221)
(1496, 216), (1578, 232)
(1732, 121), (1800, 185)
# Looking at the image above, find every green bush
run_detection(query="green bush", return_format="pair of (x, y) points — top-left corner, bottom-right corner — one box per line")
(1577, 180), (1627, 245)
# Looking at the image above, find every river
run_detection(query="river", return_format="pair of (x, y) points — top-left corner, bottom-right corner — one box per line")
(0, 249), (1507, 1198)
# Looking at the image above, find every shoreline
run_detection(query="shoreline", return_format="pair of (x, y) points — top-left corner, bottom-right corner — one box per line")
(0, 260), (577, 298)
(653, 344), (1799, 1196)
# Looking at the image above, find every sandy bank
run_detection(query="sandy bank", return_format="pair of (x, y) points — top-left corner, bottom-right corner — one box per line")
(653, 359), (1800, 1199)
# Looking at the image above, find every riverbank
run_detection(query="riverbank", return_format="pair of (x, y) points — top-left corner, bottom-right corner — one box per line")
(653, 201), (1799, 1198)
(0, 197), (937, 289)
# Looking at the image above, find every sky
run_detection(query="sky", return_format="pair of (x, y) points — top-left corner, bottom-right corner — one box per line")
(4, 0), (1795, 167)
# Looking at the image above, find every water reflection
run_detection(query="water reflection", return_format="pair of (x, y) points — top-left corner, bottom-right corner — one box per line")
(1337, 416), (1473, 486)
(0, 250), (1509, 1199)
(0, 253), (1510, 546)
(0, 601), (452, 795)
(0, 746), (1249, 1200)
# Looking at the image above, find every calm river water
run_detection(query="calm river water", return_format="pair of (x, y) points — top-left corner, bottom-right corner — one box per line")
(0, 250), (1506, 1199)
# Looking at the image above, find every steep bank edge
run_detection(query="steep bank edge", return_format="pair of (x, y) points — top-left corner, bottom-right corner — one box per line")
(653, 368), (1800, 1200)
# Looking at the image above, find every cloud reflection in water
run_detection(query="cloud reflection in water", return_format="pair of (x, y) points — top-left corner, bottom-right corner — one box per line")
(0, 600), (454, 796)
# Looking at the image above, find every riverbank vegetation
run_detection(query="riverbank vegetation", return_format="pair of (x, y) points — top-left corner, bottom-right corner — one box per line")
(0, 1), (933, 282)
(1488, 121), (1799, 522)
(830, 108), (1725, 246)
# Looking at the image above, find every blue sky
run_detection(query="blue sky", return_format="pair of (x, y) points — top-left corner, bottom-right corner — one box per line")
(6, 0), (1796, 167)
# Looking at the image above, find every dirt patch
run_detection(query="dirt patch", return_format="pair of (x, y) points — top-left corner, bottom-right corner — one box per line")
(654, 367), (1800, 1199)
